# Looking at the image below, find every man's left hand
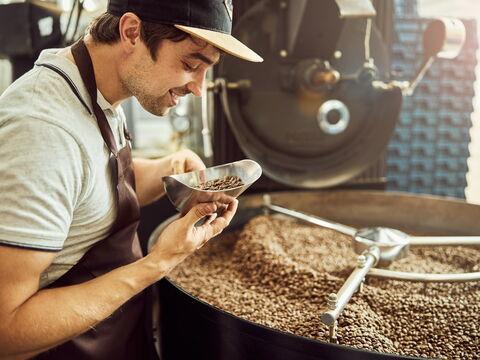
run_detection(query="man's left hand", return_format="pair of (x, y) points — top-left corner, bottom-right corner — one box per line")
(133, 149), (205, 206)
(169, 149), (206, 175)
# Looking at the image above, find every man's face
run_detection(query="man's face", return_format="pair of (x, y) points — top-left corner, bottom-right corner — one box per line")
(120, 36), (220, 116)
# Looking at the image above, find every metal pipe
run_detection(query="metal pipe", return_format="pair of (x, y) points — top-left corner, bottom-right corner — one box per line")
(403, 56), (435, 96)
(201, 80), (213, 164)
(367, 268), (480, 282)
(321, 246), (380, 327)
(409, 236), (480, 247)
(265, 203), (357, 237)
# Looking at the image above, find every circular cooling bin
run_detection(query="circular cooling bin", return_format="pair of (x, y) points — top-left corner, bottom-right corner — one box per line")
(149, 190), (480, 360)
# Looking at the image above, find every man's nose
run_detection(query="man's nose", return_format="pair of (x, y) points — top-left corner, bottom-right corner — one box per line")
(186, 69), (207, 97)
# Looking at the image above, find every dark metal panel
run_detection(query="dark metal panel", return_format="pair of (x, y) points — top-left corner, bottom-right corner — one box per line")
(372, 0), (395, 69)
(213, 0), (396, 191)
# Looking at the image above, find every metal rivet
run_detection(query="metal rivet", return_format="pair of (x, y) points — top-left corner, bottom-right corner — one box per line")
(327, 293), (337, 310)
(357, 255), (367, 268)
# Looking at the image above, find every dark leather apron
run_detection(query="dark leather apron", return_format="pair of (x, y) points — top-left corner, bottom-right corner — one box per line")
(35, 39), (157, 360)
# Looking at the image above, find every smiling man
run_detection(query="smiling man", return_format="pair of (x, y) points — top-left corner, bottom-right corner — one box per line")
(0, 0), (261, 359)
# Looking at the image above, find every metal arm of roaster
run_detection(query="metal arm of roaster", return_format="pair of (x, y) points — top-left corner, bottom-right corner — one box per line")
(262, 194), (357, 237)
(320, 246), (380, 343)
(262, 196), (480, 267)
(367, 268), (480, 283)
(397, 18), (466, 96)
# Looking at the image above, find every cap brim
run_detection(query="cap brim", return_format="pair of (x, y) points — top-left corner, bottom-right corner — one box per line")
(175, 24), (263, 63)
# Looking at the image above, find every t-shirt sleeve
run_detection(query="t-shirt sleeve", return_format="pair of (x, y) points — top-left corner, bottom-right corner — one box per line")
(0, 117), (86, 251)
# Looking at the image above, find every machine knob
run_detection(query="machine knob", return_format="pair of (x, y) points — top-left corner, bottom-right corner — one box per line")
(317, 100), (350, 135)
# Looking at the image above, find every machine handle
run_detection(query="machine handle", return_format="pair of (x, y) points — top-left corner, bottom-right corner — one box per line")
(402, 18), (466, 96)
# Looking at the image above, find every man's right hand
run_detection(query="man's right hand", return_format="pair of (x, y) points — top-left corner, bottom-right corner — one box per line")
(149, 197), (238, 270)
(0, 197), (237, 359)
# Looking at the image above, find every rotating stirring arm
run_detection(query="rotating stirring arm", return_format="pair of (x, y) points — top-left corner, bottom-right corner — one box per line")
(320, 246), (380, 342)
(262, 195), (356, 237)
(263, 199), (480, 251)
(367, 268), (480, 282)
(409, 236), (480, 246)
(262, 198), (480, 341)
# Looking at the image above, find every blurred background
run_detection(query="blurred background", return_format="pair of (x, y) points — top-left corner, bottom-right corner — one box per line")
(0, 0), (479, 202)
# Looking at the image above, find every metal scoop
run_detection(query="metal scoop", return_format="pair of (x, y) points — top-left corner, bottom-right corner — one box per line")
(163, 159), (262, 215)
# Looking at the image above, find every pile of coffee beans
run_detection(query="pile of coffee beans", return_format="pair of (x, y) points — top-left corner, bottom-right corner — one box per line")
(170, 215), (480, 359)
(196, 175), (244, 191)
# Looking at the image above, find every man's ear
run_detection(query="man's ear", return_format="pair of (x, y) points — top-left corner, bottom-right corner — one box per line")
(118, 12), (142, 53)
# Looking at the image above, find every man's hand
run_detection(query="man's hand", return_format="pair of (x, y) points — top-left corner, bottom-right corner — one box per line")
(169, 148), (206, 175)
(133, 149), (206, 207)
(149, 197), (238, 269)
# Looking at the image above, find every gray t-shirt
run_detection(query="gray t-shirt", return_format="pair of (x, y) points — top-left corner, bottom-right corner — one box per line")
(0, 49), (129, 288)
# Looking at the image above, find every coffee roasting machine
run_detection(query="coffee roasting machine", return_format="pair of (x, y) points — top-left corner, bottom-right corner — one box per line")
(150, 0), (480, 359)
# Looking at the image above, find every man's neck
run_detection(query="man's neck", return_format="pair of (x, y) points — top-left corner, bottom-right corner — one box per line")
(61, 35), (130, 107)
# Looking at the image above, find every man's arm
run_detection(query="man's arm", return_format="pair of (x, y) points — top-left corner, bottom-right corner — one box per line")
(132, 157), (170, 207)
(0, 199), (237, 359)
(133, 149), (206, 207)
(0, 245), (166, 360)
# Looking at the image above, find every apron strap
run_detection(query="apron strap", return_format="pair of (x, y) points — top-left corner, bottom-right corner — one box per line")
(36, 63), (92, 115)
(71, 40), (119, 157)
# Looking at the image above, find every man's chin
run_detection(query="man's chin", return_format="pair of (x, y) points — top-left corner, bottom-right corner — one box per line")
(133, 93), (173, 116)
(140, 102), (171, 117)
(147, 108), (167, 117)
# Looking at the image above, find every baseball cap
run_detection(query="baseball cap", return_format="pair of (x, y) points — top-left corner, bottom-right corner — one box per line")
(107, 0), (263, 62)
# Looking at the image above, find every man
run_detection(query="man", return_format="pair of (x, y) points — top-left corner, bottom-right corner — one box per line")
(0, 0), (262, 359)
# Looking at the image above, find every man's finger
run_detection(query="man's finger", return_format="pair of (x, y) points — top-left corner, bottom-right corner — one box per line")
(207, 198), (238, 236)
(188, 151), (206, 171)
(219, 198), (238, 223)
(172, 159), (184, 175)
(192, 158), (206, 171)
(184, 202), (217, 226)
(199, 169), (206, 183)
(205, 213), (218, 225)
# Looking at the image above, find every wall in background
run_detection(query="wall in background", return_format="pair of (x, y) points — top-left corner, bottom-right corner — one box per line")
(417, 1), (480, 204)
(387, 0), (477, 200)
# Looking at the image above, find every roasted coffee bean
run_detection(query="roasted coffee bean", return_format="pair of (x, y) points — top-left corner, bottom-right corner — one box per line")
(196, 175), (244, 191)
(170, 215), (480, 359)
